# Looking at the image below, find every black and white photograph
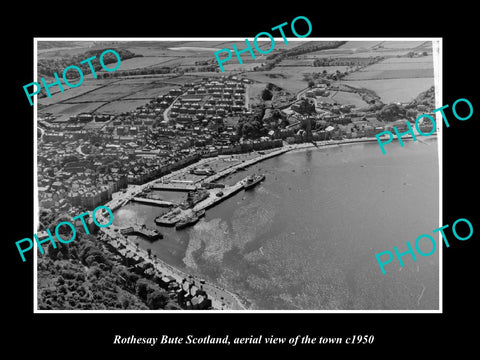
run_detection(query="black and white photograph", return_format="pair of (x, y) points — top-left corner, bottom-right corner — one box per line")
(33, 38), (441, 311)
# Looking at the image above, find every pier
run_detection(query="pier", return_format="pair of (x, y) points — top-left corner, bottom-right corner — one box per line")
(132, 197), (176, 207)
(119, 224), (163, 241)
(155, 175), (254, 226)
(193, 178), (247, 212)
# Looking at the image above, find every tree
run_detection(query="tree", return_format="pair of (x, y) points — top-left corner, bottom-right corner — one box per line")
(406, 109), (417, 119)
(146, 289), (170, 309)
(261, 89), (273, 101)
(135, 278), (151, 300)
(308, 80), (315, 88)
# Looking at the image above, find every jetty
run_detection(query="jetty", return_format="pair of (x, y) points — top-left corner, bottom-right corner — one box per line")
(132, 197), (176, 207)
(155, 175), (254, 227)
(119, 225), (163, 241)
(193, 177), (247, 212)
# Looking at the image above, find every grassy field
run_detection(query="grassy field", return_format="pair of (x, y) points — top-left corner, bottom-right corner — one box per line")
(308, 40), (433, 59)
(330, 91), (369, 108)
(245, 70), (308, 93)
(377, 56), (434, 65)
(379, 41), (429, 49)
(341, 78), (434, 103)
(345, 54), (434, 81)
(123, 85), (172, 100)
(37, 84), (105, 106)
(309, 65), (350, 73)
(94, 99), (151, 114)
(346, 68), (434, 80)
(37, 76), (177, 118)
(339, 49), (435, 103)
(336, 41), (384, 50)
(64, 82), (150, 103)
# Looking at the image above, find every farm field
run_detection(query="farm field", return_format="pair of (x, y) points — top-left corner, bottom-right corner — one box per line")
(245, 69), (309, 93)
(379, 41), (429, 49)
(37, 41), (98, 58)
(346, 68), (433, 80)
(64, 82), (151, 103)
(336, 41), (383, 50)
(344, 54), (434, 80)
(308, 40), (433, 59)
(94, 99), (151, 114)
(116, 56), (185, 70)
(40, 102), (107, 122)
(341, 77), (434, 103)
(37, 84), (105, 107)
(37, 76), (175, 119)
(123, 85), (172, 100)
(363, 58), (434, 71)
(156, 75), (205, 85)
(309, 65), (350, 73)
(379, 56), (434, 65)
(35, 40), (439, 120)
(277, 59), (314, 66)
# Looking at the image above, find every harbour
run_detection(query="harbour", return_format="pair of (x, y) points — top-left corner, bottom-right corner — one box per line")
(110, 138), (439, 310)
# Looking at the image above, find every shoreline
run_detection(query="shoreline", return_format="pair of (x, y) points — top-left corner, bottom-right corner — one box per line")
(101, 134), (438, 310)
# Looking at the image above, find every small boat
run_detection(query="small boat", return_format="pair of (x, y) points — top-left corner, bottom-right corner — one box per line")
(155, 209), (181, 226)
(244, 174), (265, 190)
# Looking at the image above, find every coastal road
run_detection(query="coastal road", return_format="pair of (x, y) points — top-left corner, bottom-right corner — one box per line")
(99, 224), (246, 310)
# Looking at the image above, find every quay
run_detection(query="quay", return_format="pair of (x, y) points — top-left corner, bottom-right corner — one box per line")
(193, 177), (247, 212)
(119, 224), (163, 241)
(131, 197), (176, 207)
(155, 175), (253, 226)
(203, 147), (290, 183)
(151, 183), (197, 191)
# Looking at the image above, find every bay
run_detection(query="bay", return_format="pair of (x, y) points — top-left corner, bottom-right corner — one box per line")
(113, 139), (439, 310)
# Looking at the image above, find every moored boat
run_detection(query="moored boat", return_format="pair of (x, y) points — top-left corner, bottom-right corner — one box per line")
(175, 209), (205, 230)
(244, 174), (265, 190)
(155, 209), (181, 226)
